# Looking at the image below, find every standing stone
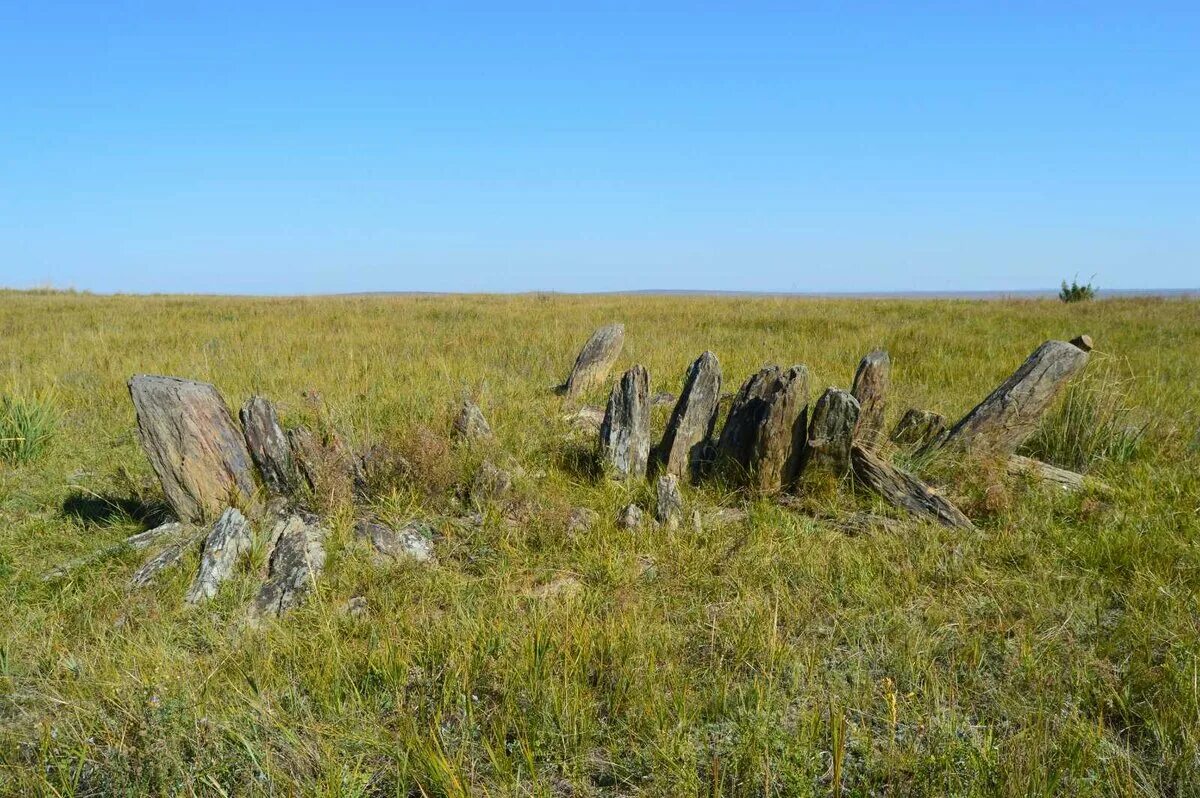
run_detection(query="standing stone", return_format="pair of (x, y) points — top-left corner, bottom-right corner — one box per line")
(240, 396), (295, 495)
(851, 349), (890, 447)
(452, 399), (493, 442)
(251, 513), (327, 619)
(655, 474), (684, 529)
(890, 408), (947, 450)
(128, 375), (256, 523)
(716, 365), (810, 492)
(185, 507), (253, 604)
(658, 352), (723, 479)
(802, 387), (860, 476)
(923, 338), (1091, 459)
(564, 323), (625, 399)
(599, 365), (651, 479)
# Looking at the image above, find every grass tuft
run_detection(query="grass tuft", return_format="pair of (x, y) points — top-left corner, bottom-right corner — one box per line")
(0, 390), (60, 463)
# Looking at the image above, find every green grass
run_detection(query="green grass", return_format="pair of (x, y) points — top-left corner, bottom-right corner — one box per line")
(1, 290), (1198, 796)
(0, 390), (59, 463)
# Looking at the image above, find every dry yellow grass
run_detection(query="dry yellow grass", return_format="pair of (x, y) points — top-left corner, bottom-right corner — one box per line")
(1, 290), (1198, 796)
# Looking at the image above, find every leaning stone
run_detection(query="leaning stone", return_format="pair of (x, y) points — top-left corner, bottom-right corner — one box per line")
(452, 399), (493, 442)
(563, 323), (625, 398)
(802, 387), (860, 476)
(658, 352), (723, 479)
(128, 375), (257, 523)
(617, 503), (644, 530)
(250, 513), (327, 619)
(599, 365), (651, 479)
(355, 519), (437, 564)
(850, 349), (890, 448)
(240, 396), (295, 495)
(655, 474), (684, 529)
(185, 507), (253, 604)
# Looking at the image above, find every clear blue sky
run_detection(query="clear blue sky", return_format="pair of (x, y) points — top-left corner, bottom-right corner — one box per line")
(1, 2), (1196, 294)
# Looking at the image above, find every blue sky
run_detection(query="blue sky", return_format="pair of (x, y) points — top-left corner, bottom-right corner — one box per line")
(1, 2), (1196, 294)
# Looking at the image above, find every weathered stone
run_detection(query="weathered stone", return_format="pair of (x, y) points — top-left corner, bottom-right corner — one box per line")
(658, 352), (722, 479)
(802, 387), (860, 476)
(185, 507), (253, 604)
(125, 521), (184, 551)
(717, 365), (810, 491)
(563, 323), (625, 398)
(564, 405), (606, 434)
(890, 408), (948, 450)
(43, 521), (185, 582)
(617, 503), (644, 530)
(566, 507), (598, 536)
(344, 595), (369, 618)
(599, 365), (651, 479)
(851, 349), (890, 447)
(128, 375), (256, 523)
(470, 460), (512, 502)
(240, 396), (295, 495)
(850, 444), (973, 530)
(355, 519), (437, 564)
(707, 507), (749, 526)
(924, 339), (1091, 459)
(250, 513), (327, 619)
(655, 474), (684, 529)
(651, 391), (677, 407)
(452, 399), (493, 442)
(129, 527), (207, 589)
(1070, 334), (1094, 352)
(1006, 454), (1110, 493)
(287, 425), (361, 500)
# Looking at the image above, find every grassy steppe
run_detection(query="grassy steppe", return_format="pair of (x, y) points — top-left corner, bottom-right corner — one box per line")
(1, 290), (1198, 796)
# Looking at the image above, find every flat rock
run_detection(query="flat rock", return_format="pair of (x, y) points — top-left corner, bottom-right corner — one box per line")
(128, 375), (256, 523)
(240, 396), (295, 495)
(355, 519), (437, 564)
(658, 351), (722, 479)
(526, 575), (583, 601)
(564, 405), (606, 434)
(651, 391), (677, 407)
(185, 507), (253, 604)
(599, 365), (651, 479)
(564, 323), (625, 399)
(250, 513), (328, 619)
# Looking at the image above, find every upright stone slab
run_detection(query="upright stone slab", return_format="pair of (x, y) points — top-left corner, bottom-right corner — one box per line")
(655, 474), (683, 529)
(599, 364), (651, 479)
(925, 338), (1090, 458)
(717, 365), (810, 492)
(890, 408), (948, 450)
(251, 513), (327, 619)
(129, 375), (256, 523)
(240, 396), (295, 495)
(658, 351), (722, 479)
(185, 507), (253, 604)
(851, 349), (890, 447)
(803, 387), (860, 476)
(564, 323), (625, 399)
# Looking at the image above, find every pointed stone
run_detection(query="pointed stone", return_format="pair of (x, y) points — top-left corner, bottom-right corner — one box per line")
(716, 365), (810, 492)
(250, 513), (327, 619)
(924, 339), (1090, 459)
(185, 507), (253, 604)
(240, 396), (295, 495)
(851, 349), (890, 447)
(599, 365), (651, 479)
(655, 474), (683, 529)
(658, 352), (722, 479)
(803, 387), (860, 476)
(128, 375), (256, 523)
(890, 408), (948, 450)
(564, 323), (625, 399)
(452, 399), (493, 442)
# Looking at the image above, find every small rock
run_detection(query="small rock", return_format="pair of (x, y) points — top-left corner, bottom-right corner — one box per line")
(250, 513), (327, 619)
(566, 507), (598, 536)
(708, 507), (749, 526)
(637, 556), (658, 580)
(471, 460), (512, 502)
(655, 474), (683, 529)
(354, 519), (437, 564)
(617, 503), (643, 530)
(344, 596), (369, 618)
(452, 399), (493, 442)
(692, 510), (703, 534)
(527, 575), (583, 601)
(564, 405), (606, 433)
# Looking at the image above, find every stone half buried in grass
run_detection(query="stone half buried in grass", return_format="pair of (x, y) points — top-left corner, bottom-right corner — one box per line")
(250, 512), (327, 620)
(655, 473), (683, 529)
(451, 398), (493, 443)
(354, 519), (437, 565)
(185, 507), (253, 604)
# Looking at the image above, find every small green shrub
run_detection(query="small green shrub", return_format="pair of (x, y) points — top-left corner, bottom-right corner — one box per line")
(0, 391), (60, 463)
(1021, 362), (1145, 471)
(1059, 276), (1097, 303)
